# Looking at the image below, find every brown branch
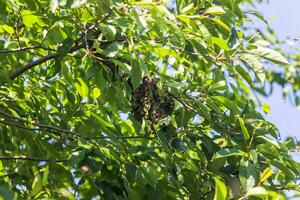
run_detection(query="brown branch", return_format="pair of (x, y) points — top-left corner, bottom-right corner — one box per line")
(0, 155), (67, 162)
(10, 53), (59, 80)
(9, 43), (85, 80)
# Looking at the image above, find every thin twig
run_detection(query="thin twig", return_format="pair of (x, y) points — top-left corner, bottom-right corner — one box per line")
(92, 135), (155, 140)
(12, 10), (22, 49)
(0, 111), (79, 136)
(0, 46), (56, 54)
(0, 155), (67, 162)
(0, 120), (42, 132)
(0, 110), (156, 141)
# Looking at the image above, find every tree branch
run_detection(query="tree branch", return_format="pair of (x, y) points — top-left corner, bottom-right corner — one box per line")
(92, 135), (155, 140)
(0, 110), (81, 137)
(3, 10), (114, 82)
(0, 155), (67, 162)
(0, 110), (155, 141)
(10, 53), (59, 80)
(9, 43), (85, 80)
(7, 9), (115, 81)
(0, 46), (56, 54)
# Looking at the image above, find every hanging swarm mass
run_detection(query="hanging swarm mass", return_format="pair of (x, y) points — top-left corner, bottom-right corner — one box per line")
(131, 76), (174, 124)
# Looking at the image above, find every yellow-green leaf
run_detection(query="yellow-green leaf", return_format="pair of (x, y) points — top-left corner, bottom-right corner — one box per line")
(259, 167), (273, 185)
(91, 87), (101, 99)
(21, 10), (41, 28)
(211, 37), (229, 51)
(262, 103), (270, 114)
(74, 78), (89, 98)
(1, 24), (14, 34)
(214, 178), (227, 200)
(238, 117), (250, 140)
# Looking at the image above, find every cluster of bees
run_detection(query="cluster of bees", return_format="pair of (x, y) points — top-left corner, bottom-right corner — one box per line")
(131, 76), (174, 125)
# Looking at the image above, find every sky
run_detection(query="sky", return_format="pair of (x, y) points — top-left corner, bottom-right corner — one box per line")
(251, 0), (300, 140)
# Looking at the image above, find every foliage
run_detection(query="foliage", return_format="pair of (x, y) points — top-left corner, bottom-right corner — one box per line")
(0, 0), (299, 199)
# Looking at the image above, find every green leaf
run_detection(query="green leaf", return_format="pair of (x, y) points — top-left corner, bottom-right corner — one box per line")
(141, 165), (158, 189)
(195, 101), (211, 122)
(240, 53), (265, 84)
(214, 178), (227, 200)
(211, 37), (230, 51)
(104, 42), (123, 57)
(247, 10), (269, 27)
(181, 3), (194, 14)
(213, 96), (239, 113)
(100, 25), (117, 41)
(21, 10), (41, 28)
(31, 169), (43, 196)
(257, 143), (280, 158)
(132, 9), (147, 33)
(249, 150), (258, 163)
(205, 6), (226, 15)
(91, 113), (114, 128)
(210, 18), (230, 32)
(187, 150), (200, 160)
(69, 150), (86, 167)
(284, 138), (296, 150)
(213, 149), (247, 160)
(235, 65), (252, 85)
(269, 160), (296, 180)
(46, 26), (67, 44)
(57, 37), (73, 56)
(157, 131), (170, 152)
(42, 167), (50, 186)
(0, 185), (14, 200)
(205, 99), (221, 114)
(228, 27), (240, 49)
(238, 117), (250, 140)
(130, 61), (143, 89)
(210, 81), (227, 92)
(239, 160), (259, 192)
(256, 46), (289, 65)
(246, 186), (267, 197)
(74, 78), (89, 98)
